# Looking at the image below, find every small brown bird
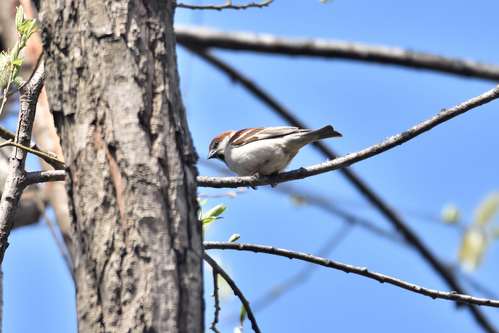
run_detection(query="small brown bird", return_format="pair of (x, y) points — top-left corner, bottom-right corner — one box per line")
(208, 125), (342, 176)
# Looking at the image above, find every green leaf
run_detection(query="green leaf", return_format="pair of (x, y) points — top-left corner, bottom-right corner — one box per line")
(201, 216), (218, 226)
(458, 228), (488, 271)
(441, 203), (460, 224)
(200, 204), (226, 226)
(239, 305), (247, 326)
(204, 204), (227, 218)
(15, 6), (24, 32)
(11, 58), (23, 67)
(201, 204), (227, 226)
(18, 19), (37, 37)
(228, 233), (240, 242)
(474, 192), (499, 226)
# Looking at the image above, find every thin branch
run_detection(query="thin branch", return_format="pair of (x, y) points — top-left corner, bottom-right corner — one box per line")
(176, 26), (499, 81)
(24, 169), (66, 185)
(189, 50), (498, 333)
(0, 122), (63, 171)
(204, 253), (261, 333)
(0, 50), (44, 102)
(200, 159), (403, 245)
(0, 125), (15, 142)
(0, 59), (45, 262)
(210, 270), (222, 333)
(205, 242), (499, 308)
(251, 223), (353, 313)
(0, 139), (65, 170)
(198, 84), (499, 188)
(177, 0), (273, 10)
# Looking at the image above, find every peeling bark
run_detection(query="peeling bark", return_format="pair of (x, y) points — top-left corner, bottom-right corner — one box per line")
(41, 1), (203, 332)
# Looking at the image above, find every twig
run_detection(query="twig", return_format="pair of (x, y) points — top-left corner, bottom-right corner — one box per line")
(251, 223), (353, 313)
(0, 139), (65, 170)
(0, 125), (15, 142)
(205, 242), (499, 308)
(203, 159), (404, 245)
(198, 85), (499, 188)
(210, 270), (222, 333)
(190, 50), (498, 333)
(0, 58), (45, 262)
(177, 0), (273, 10)
(24, 169), (66, 185)
(200, 160), (403, 245)
(204, 253), (261, 333)
(176, 26), (499, 81)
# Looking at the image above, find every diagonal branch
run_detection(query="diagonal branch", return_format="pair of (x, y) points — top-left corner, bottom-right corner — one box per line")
(0, 59), (45, 262)
(198, 83), (499, 188)
(250, 223), (354, 314)
(0, 139), (65, 169)
(205, 242), (499, 308)
(0, 122), (64, 171)
(200, 159), (403, 245)
(189, 49), (498, 333)
(204, 253), (261, 333)
(176, 26), (499, 81)
(177, 0), (273, 10)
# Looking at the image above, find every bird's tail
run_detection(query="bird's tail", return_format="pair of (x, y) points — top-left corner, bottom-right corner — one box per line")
(305, 125), (342, 141)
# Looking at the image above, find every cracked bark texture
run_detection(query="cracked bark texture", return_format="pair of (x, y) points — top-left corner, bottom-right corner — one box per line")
(40, 1), (203, 332)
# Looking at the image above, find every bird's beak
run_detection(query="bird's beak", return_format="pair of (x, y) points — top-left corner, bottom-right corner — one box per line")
(332, 129), (343, 137)
(208, 150), (217, 159)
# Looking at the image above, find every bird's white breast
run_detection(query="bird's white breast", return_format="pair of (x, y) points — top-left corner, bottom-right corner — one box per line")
(224, 138), (296, 176)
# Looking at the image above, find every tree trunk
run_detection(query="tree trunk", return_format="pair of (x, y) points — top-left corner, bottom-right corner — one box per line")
(40, 1), (203, 332)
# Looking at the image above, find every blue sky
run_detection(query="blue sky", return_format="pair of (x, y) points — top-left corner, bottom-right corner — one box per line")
(3, 1), (499, 332)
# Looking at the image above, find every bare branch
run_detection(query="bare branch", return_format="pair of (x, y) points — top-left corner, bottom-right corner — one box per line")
(190, 50), (498, 333)
(204, 253), (261, 333)
(24, 169), (66, 185)
(0, 59), (45, 262)
(205, 242), (499, 308)
(176, 26), (499, 81)
(0, 124), (64, 171)
(0, 125), (14, 142)
(210, 270), (222, 333)
(177, 0), (273, 11)
(198, 84), (499, 188)
(200, 159), (403, 246)
(0, 139), (65, 170)
(251, 223), (353, 313)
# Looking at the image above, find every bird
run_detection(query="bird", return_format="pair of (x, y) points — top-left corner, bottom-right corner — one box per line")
(208, 125), (342, 177)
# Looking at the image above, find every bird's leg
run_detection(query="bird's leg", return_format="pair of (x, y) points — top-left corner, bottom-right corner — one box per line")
(267, 171), (281, 188)
(248, 172), (263, 190)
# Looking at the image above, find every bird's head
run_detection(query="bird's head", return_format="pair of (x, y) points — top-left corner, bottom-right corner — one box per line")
(208, 130), (234, 161)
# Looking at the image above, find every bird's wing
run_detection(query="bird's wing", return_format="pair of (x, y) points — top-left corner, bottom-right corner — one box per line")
(229, 126), (309, 146)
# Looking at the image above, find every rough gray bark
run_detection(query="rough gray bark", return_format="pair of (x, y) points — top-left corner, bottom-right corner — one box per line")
(41, 1), (203, 332)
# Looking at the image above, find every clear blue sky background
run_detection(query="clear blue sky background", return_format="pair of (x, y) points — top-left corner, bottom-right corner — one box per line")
(3, 1), (499, 332)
